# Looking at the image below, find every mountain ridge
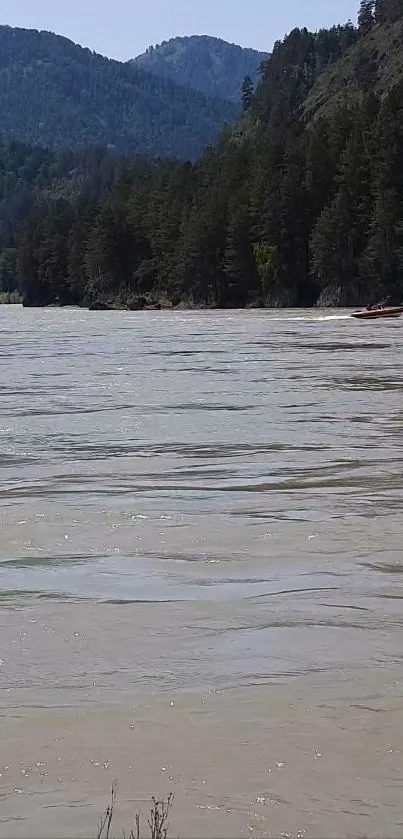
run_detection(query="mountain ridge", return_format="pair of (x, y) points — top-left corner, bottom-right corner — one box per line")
(5, 1), (403, 310)
(0, 24), (239, 160)
(303, 17), (403, 121)
(133, 35), (268, 102)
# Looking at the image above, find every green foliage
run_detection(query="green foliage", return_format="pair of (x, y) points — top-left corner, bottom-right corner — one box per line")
(253, 244), (279, 296)
(133, 36), (268, 103)
(0, 290), (21, 303)
(242, 76), (255, 112)
(303, 14), (403, 119)
(0, 25), (238, 161)
(0, 248), (18, 293)
(4, 5), (403, 309)
(0, 141), (159, 297)
(358, 1), (375, 33)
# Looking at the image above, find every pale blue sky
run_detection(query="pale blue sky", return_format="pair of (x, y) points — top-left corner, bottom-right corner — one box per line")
(0, 0), (359, 60)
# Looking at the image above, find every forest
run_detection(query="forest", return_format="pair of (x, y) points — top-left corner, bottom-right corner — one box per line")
(2, 0), (403, 309)
(0, 25), (238, 160)
(133, 36), (267, 103)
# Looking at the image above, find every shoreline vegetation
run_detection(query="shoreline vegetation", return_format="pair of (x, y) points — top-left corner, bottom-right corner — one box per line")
(97, 787), (174, 839)
(0, 291), (21, 304)
(0, 295), (363, 310)
(1, 2), (403, 310)
(19, 297), (352, 310)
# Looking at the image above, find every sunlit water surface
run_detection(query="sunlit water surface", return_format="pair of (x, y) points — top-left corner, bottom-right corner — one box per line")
(0, 306), (402, 838)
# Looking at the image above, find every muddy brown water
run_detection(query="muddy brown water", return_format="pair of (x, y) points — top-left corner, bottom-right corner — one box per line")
(0, 306), (403, 838)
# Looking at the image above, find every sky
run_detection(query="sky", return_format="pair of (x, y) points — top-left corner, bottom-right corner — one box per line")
(0, 0), (359, 60)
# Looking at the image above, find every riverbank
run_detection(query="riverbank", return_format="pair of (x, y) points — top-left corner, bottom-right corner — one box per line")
(0, 291), (21, 304)
(15, 279), (388, 310)
(16, 292), (374, 311)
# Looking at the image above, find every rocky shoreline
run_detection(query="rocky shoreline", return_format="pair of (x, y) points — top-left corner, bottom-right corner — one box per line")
(18, 283), (371, 311)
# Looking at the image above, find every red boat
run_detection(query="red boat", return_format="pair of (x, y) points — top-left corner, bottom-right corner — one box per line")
(351, 305), (403, 320)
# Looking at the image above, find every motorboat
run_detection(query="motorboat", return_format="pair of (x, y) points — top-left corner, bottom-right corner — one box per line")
(351, 304), (403, 320)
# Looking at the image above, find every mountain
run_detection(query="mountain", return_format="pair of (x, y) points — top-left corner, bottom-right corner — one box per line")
(133, 36), (268, 103)
(0, 25), (238, 160)
(7, 0), (403, 310)
(303, 11), (403, 120)
(0, 140), (155, 248)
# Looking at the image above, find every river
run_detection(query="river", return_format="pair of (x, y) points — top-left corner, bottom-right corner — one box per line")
(0, 305), (402, 837)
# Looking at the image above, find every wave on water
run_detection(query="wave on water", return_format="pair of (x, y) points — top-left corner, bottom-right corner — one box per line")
(270, 314), (352, 322)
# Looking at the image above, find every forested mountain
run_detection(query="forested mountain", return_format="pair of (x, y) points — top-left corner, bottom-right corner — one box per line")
(4, 0), (403, 310)
(0, 141), (159, 298)
(0, 26), (238, 160)
(0, 143), (137, 245)
(133, 36), (268, 103)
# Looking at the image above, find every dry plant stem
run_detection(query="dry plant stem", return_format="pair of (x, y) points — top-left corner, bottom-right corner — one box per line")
(97, 780), (118, 839)
(99, 786), (174, 839)
(126, 808), (141, 839)
(148, 794), (174, 839)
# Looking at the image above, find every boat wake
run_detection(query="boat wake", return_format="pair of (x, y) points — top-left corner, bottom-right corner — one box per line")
(270, 314), (352, 322)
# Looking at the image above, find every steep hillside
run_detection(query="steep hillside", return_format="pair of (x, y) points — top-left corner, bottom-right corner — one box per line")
(7, 0), (403, 310)
(0, 26), (238, 160)
(303, 16), (403, 121)
(133, 36), (268, 103)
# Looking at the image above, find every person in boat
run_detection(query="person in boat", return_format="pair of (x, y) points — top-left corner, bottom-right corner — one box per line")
(365, 300), (387, 311)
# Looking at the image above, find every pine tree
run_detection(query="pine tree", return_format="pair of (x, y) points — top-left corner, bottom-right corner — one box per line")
(223, 198), (256, 306)
(360, 83), (403, 298)
(358, 0), (375, 33)
(242, 76), (254, 112)
(311, 100), (375, 301)
(0, 248), (18, 293)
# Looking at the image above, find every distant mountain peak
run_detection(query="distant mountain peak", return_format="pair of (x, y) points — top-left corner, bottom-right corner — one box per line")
(0, 24), (239, 160)
(133, 35), (269, 103)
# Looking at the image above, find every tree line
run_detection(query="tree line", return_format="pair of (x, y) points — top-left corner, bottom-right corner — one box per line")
(3, 1), (403, 308)
(0, 24), (239, 161)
